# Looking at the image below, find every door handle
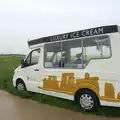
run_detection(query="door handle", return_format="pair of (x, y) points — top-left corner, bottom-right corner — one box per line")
(34, 69), (39, 71)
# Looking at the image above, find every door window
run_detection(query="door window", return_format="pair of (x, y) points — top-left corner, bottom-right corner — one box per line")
(24, 49), (40, 67)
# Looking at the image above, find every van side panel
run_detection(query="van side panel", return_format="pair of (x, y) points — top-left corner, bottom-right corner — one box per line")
(38, 32), (120, 107)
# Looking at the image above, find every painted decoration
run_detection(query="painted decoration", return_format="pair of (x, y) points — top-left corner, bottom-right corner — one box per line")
(39, 72), (120, 102)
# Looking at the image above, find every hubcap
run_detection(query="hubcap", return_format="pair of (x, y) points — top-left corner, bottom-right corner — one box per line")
(17, 83), (25, 91)
(80, 94), (94, 110)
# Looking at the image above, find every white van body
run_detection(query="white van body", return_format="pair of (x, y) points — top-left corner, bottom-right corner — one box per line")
(12, 25), (120, 111)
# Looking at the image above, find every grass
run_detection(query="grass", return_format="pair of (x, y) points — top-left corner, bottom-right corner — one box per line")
(0, 56), (120, 117)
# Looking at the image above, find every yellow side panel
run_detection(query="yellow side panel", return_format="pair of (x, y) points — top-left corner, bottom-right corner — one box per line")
(42, 72), (100, 96)
(41, 72), (120, 102)
(60, 73), (75, 92)
(43, 76), (59, 90)
(117, 92), (120, 100)
(104, 83), (115, 98)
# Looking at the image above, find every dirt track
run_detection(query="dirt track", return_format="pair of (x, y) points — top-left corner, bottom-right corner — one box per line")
(0, 90), (120, 120)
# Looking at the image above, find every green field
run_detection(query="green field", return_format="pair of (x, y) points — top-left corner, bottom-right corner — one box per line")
(0, 56), (120, 117)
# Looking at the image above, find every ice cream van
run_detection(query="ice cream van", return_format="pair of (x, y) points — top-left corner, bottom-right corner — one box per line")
(12, 25), (120, 112)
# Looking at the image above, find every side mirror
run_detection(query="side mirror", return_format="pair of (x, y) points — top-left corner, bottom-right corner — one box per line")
(21, 59), (25, 68)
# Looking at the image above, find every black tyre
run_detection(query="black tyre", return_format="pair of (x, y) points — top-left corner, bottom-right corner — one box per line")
(16, 80), (26, 91)
(76, 89), (100, 112)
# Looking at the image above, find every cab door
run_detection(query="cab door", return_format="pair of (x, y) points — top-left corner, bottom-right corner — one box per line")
(22, 48), (42, 92)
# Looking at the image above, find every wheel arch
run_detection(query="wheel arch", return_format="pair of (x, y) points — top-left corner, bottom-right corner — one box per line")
(74, 88), (100, 105)
(16, 78), (27, 91)
(16, 78), (24, 84)
(16, 77), (27, 88)
(15, 76), (25, 85)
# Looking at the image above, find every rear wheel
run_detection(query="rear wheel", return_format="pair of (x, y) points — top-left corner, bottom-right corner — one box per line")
(76, 89), (100, 112)
(16, 79), (26, 91)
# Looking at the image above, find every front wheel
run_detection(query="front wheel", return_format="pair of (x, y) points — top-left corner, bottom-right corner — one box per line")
(16, 80), (26, 91)
(76, 89), (100, 112)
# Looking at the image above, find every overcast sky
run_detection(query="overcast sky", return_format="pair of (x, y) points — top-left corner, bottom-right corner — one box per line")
(0, 0), (120, 54)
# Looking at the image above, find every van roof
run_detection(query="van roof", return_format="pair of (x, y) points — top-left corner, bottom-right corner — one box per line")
(28, 25), (119, 47)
